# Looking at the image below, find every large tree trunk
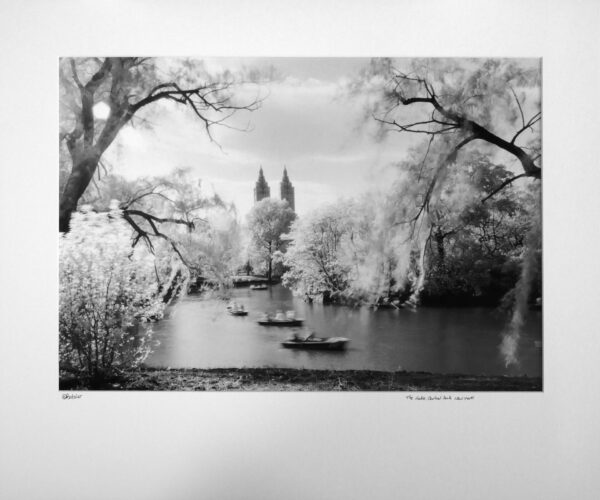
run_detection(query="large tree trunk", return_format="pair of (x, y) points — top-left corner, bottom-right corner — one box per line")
(59, 153), (100, 232)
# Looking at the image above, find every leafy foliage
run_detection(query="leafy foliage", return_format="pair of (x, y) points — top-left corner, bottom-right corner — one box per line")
(246, 198), (296, 281)
(283, 202), (354, 299)
(80, 167), (244, 292)
(59, 207), (164, 381)
(282, 156), (539, 307)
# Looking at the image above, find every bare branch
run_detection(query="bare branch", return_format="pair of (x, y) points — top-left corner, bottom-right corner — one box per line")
(510, 112), (541, 145)
(122, 209), (200, 271)
(84, 58), (113, 93)
(127, 80), (262, 147)
(98, 160), (108, 179)
(125, 209), (195, 231)
(396, 135), (478, 228)
(389, 73), (542, 179)
(70, 59), (83, 89)
(481, 173), (528, 203)
(121, 190), (177, 209)
(417, 135), (435, 181)
(122, 211), (154, 251)
(509, 86), (525, 129)
(375, 116), (458, 136)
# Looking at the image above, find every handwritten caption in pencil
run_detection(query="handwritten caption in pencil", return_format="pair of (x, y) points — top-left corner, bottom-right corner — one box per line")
(406, 395), (474, 401)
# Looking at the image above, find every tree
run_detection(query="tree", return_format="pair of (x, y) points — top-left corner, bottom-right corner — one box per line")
(59, 57), (261, 232)
(192, 207), (244, 287)
(423, 158), (537, 305)
(283, 202), (354, 300)
(59, 206), (164, 383)
(349, 58), (541, 220)
(282, 196), (417, 305)
(281, 148), (538, 310)
(246, 198), (296, 282)
(80, 167), (244, 294)
(350, 58), (542, 361)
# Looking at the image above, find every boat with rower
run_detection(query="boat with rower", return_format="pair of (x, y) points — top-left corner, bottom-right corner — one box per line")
(227, 302), (248, 316)
(281, 333), (350, 350)
(257, 310), (304, 326)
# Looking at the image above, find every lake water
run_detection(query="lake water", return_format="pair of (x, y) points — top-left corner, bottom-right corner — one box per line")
(145, 284), (542, 377)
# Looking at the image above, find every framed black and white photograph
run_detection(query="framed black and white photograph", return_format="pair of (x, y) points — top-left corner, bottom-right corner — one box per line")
(58, 56), (542, 392)
(1, 1), (599, 499)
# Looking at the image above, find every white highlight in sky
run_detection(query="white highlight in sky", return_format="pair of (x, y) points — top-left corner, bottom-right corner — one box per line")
(93, 101), (110, 120)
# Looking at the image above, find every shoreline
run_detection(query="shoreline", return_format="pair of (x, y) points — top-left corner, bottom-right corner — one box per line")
(59, 367), (542, 391)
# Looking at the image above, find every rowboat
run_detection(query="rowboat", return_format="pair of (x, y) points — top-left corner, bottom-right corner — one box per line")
(250, 284), (268, 290)
(257, 311), (303, 326)
(227, 301), (248, 316)
(282, 335), (349, 350)
(258, 318), (304, 326)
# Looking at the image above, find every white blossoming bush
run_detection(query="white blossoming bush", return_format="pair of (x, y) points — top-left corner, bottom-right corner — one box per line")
(59, 207), (164, 381)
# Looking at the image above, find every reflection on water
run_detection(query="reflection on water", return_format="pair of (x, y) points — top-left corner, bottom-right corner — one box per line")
(145, 284), (542, 376)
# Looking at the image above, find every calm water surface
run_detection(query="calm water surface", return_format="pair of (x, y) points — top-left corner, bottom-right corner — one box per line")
(146, 284), (542, 376)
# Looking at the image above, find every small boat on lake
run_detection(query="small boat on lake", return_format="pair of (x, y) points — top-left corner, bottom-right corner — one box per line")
(257, 310), (303, 326)
(282, 333), (350, 350)
(258, 318), (304, 326)
(227, 302), (248, 316)
(250, 284), (268, 290)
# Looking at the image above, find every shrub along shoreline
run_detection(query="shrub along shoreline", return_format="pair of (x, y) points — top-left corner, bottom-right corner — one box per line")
(59, 367), (542, 391)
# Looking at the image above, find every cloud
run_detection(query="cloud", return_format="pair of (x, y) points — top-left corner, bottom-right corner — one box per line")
(103, 58), (422, 218)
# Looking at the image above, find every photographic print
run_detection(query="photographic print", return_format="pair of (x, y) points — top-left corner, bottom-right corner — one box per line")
(58, 57), (542, 391)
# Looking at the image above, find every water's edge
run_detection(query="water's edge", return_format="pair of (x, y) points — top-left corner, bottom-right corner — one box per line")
(146, 284), (542, 377)
(60, 367), (542, 391)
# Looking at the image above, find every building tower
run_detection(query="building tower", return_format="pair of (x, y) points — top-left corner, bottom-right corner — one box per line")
(254, 167), (270, 203)
(280, 166), (295, 211)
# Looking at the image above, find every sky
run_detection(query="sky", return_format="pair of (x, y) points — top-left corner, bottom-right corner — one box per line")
(102, 57), (540, 218)
(103, 57), (418, 218)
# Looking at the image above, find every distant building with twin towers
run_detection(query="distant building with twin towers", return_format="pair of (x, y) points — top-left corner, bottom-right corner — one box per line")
(254, 166), (295, 211)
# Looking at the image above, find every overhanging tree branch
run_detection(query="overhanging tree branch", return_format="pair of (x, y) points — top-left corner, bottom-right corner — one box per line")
(59, 57), (262, 233)
(510, 112), (541, 145)
(124, 209), (196, 231)
(509, 86), (525, 129)
(386, 71), (542, 182)
(122, 209), (199, 271)
(395, 135), (478, 231)
(481, 173), (528, 203)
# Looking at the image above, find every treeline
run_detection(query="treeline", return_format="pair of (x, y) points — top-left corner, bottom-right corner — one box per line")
(281, 155), (541, 308)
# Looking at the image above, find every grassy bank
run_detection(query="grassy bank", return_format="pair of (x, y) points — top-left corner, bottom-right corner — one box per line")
(60, 367), (542, 391)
